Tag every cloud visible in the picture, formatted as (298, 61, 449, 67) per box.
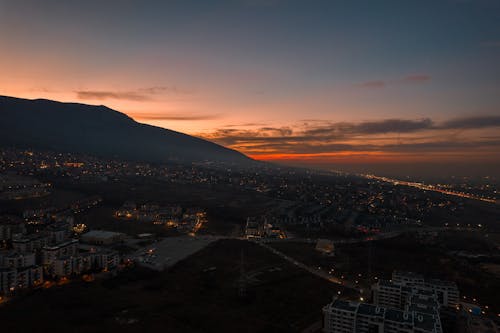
(224, 122, 268, 127)
(131, 113, 221, 121)
(401, 75, 431, 83)
(29, 87, 59, 93)
(355, 118, 433, 134)
(357, 74, 431, 89)
(201, 116, 500, 156)
(76, 91, 151, 101)
(303, 118, 433, 136)
(76, 85, 194, 101)
(438, 115, 500, 129)
(357, 80, 386, 89)
(259, 127, 293, 136)
(240, 0, 282, 6)
(138, 86, 194, 95)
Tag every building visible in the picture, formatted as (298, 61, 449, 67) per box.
(0, 267, 16, 294)
(245, 218, 263, 239)
(95, 250, 120, 271)
(392, 271, 425, 286)
(0, 251, 36, 268)
(0, 265, 43, 294)
(372, 279, 412, 309)
(323, 298, 442, 333)
(15, 265, 43, 289)
(80, 230, 126, 245)
(373, 272, 460, 308)
(12, 234, 48, 253)
(0, 215, 26, 241)
(373, 279, 459, 309)
(426, 279, 459, 307)
(324, 271, 460, 333)
(52, 256, 83, 277)
(315, 239, 335, 256)
(42, 239, 78, 266)
(50, 250, 120, 277)
(46, 223, 72, 244)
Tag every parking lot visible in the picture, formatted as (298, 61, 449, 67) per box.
(131, 236, 219, 270)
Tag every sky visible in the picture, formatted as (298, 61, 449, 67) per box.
(1, 0, 499, 176)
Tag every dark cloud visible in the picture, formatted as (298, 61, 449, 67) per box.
(381, 139, 500, 152)
(357, 74, 431, 89)
(401, 75, 431, 83)
(203, 116, 500, 155)
(303, 118, 433, 136)
(226, 137, 500, 155)
(138, 86, 194, 95)
(355, 118, 433, 134)
(358, 80, 386, 89)
(259, 127, 293, 136)
(438, 115, 500, 129)
(76, 86, 193, 101)
(224, 122, 268, 127)
(76, 90, 151, 101)
(241, 0, 283, 6)
(133, 113, 221, 121)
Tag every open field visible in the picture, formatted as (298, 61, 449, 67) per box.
(131, 236, 218, 270)
(269, 232, 500, 315)
(53, 177, 285, 236)
(0, 239, 357, 332)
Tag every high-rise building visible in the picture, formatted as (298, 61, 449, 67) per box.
(372, 272, 459, 308)
(323, 271, 460, 333)
(323, 298, 442, 333)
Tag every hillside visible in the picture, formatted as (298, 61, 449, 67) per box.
(0, 96, 251, 165)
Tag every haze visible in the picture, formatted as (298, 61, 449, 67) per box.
(1, 0, 499, 176)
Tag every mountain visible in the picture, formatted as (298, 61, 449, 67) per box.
(0, 95, 252, 165)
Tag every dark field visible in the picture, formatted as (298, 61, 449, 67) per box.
(269, 232, 500, 315)
(0, 239, 356, 332)
(56, 177, 286, 236)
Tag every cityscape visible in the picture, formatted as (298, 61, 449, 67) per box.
(1, 1, 499, 332)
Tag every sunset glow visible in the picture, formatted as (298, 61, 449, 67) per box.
(1, 0, 499, 174)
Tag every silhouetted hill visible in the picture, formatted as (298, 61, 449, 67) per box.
(0, 95, 252, 165)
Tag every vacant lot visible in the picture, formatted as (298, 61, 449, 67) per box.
(0, 239, 356, 332)
(270, 233, 500, 314)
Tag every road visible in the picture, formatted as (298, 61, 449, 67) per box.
(256, 240, 361, 291)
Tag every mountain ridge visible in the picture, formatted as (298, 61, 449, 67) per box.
(0, 95, 252, 165)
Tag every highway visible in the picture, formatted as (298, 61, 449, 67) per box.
(362, 174, 497, 204)
(256, 240, 361, 292)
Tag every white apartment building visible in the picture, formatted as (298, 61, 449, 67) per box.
(374, 272, 460, 308)
(15, 265, 43, 289)
(392, 271, 425, 286)
(42, 239, 78, 266)
(426, 279, 460, 307)
(0, 251, 36, 268)
(323, 298, 442, 333)
(0, 265, 43, 294)
(12, 234, 48, 253)
(372, 279, 413, 309)
(50, 251, 119, 277)
(0, 267, 16, 293)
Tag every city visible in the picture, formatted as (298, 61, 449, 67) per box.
(0, 147, 498, 332)
(1, 0, 499, 332)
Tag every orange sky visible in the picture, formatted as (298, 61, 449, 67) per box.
(1, 0, 499, 172)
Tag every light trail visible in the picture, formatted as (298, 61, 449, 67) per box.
(361, 174, 497, 204)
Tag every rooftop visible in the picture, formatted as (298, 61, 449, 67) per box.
(331, 299, 358, 312)
(81, 230, 125, 239)
(384, 308, 413, 323)
(357, 303, 385, 317)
